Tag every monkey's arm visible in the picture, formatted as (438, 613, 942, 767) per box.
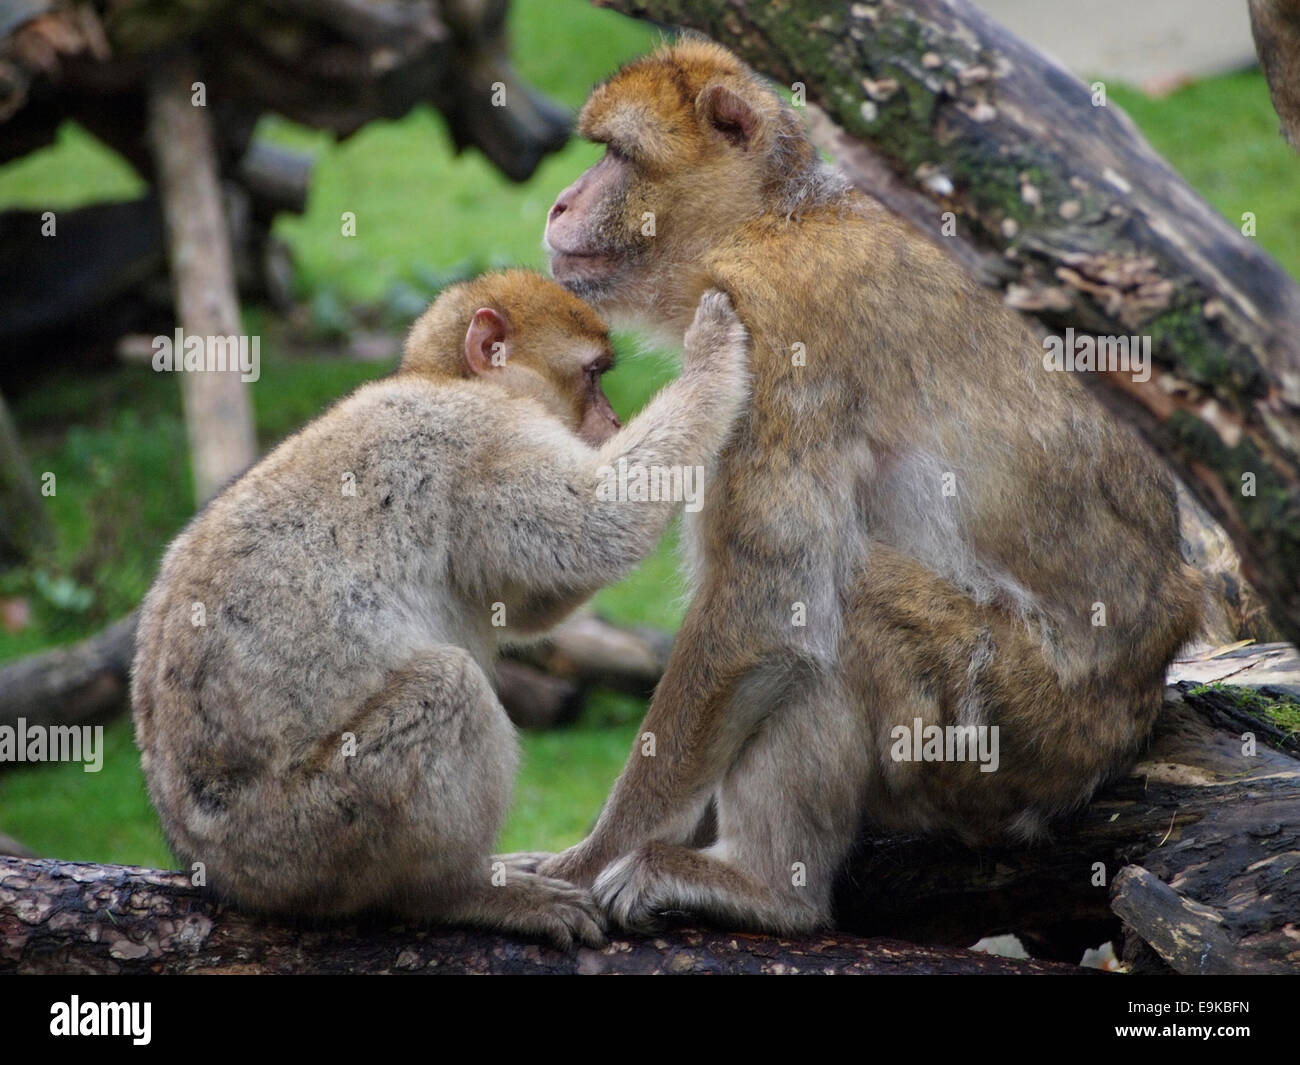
(455, 292, 749, 622)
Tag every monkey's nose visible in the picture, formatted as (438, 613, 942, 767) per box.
(548, 199, 567, 223)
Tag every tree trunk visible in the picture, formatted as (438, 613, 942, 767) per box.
(594, 0, 1300, 648)
(147, 54, 258, 505)
(0, 856, 1080, 974)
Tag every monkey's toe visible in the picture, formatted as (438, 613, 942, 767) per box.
(514, 874, 608, 951)
(591, 850, 671, 934)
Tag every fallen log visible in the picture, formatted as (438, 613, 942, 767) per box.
(833, 678, 1300, 972)
(596, 0, 1300, 651)
(0, 613, 136, 734)
(0, 1, 570, 181)
(3, 666, 1295, 971)
(0, 857, 1080, 974)
(506, 613, 674, 699)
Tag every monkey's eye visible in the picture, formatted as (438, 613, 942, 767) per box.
(604, 143, 631, 165)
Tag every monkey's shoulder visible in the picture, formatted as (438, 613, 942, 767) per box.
(707, 197, 950, 307)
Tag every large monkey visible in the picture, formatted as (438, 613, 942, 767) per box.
(132, 271, 749, 948)
(541, 40, 1204, 934)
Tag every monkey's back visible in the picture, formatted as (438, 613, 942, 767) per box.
(694, 191, 1202, 837)
(130, 376, 510, 863)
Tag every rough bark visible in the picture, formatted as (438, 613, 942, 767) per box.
(1250, 0, 1300, 151)
(1110, 865, 1282, 976)
(0, 856, 1080, 974)
(595, 0, 1300, 649)
(147, 54, 258, 504)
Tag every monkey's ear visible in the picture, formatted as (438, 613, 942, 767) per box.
(465, 307, 510, 376)
(697, 82, 761, 149)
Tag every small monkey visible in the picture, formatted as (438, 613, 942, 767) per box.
(540, 40, 1204, 934)
(131, 270, 749, 947)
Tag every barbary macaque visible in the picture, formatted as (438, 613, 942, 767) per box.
(131, 270, 749, 947)
(540, 39, 1204, 934)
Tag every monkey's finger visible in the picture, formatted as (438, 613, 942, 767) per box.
(690, 288, 738, 331)
(539, 919, 575, 952)
(492, 851, 553, 874)
(570, 914, 607, 949)
(530, 873, 599, 895)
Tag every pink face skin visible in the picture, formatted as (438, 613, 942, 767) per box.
(577, 369, 621, 446)
(463, 307, 622, 447)
(544, 152, 628, 293)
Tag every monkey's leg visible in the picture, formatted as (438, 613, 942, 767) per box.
(592, 677, 868, 934)
(536, 589, 778, 886)
(841, 543, 1159, 842)
(197, 646, 601, 947)
(346, 649, 603, 949)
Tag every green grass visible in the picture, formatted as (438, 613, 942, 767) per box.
(1108, 71, 1300, 276)
(0, 8, 1296, 868)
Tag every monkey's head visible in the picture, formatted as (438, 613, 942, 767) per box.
(545, 38, 827, 326)
(402, 269, 622, 445)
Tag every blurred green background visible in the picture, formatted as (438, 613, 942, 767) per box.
(0, 0, 1297, 868)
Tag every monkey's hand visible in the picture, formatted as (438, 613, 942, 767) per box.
(683, 288, 749, 380)
(535, 842, 606, 888)
(492, 851, 554, 875)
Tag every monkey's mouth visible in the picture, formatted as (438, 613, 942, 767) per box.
(548, 250, 611, 277)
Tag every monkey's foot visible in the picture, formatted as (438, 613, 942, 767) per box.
(591, 843, 691, 934)
(446, 872, 607, 951)
(592, 841, 823, 936)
